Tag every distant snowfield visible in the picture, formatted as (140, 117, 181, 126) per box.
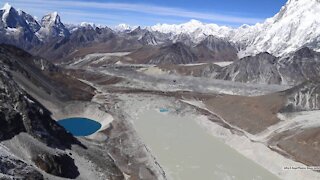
(213, 61, 233, 67)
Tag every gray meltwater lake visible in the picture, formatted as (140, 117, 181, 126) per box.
(133, 109, 280, 180)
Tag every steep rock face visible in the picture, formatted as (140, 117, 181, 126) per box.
(127, 26, 142, 35)
(278, 47, 320, 85)
(38, 12, 70, 40)
(32, 153, 79, 178)
(172, 33, 195, 47)
(235, 0, 320, 57)
(19, 11, 41, 33)
(139, 31, 158, 45)
(211, 47, 320, 86)
(0, 64, 79, 148)
(0, 3, 40, 49)
(194, 35, 238, 62)
(148, 42, 198, 64)
(0, 64, 82, 178)
(216, 53, 282, 84)
(0, 3, 33, 31)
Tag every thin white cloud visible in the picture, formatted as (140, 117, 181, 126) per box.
(6, 0, 263, 25)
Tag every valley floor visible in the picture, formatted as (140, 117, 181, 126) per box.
(69, 64, 320, 180)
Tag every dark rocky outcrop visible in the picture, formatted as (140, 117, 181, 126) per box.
(194, 35, 238, 62)
(0, 61, 81, 148)
(278, 47, 320, 85)
(38, 12, 70, 41)
(216, 52, 282, 84)
(0, 62, 82, 178)
(210, 47, 320, 86)
(0, 155, 44, 180)
(148, 42, 198, 64)
(33, 153, 79, 178)
(139, 31, 158, 45)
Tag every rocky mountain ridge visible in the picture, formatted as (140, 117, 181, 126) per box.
(1, 0, 320, 61)
(148, 0, 320, 57)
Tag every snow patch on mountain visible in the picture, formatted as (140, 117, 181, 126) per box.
(1, 2, 11, 11)
(1, 3, 14, 27)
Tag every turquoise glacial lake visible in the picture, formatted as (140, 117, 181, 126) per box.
(58, 117, 101, 136)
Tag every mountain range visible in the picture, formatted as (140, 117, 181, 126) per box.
(1, 0, 320, 63)
(149, 0, 320, 57)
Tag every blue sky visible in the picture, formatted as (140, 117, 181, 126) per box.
(3, 0, 287, 27)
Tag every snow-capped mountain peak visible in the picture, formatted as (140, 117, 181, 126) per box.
(235, 0, 320, 57)
(80, 22, 95, 27)
(41, 12, 61, 26)
(0, 3, 28, 29)
(146, 0, 320, 57)
(113, 23, 136, 32)
(37, 11, 70, 40)
(184, 19, 204, 26)
(18, 10, 40, 33)
(1, 3, 17, 23)
(1, 2, 12, 11)
(149, 19, 233, 43)
(149, 0, 320, 57)
(1, 0, 320, 58)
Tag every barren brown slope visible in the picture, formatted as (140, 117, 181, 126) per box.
(194, 35, 238, 62)
(125, 42, 198, 64)
(0, 44, 95, 101)
(61, 39, 144, 63)
(125, 45, 161, 64)
(158, 63, 222, 77)
(200, 93, 287, 134)
(276, 127, 320, 166)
